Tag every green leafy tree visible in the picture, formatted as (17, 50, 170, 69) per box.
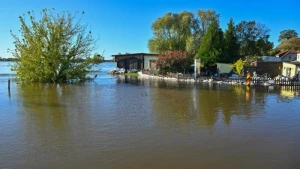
(148, 9, 220, 57)
(10, 9, 97, 83)
(186, 9, 220, 56)
(148, 11, 196, 53)
(223, 18, 240, 63)
(197, 9, 220, 37)
(278, 29, 298, 43)
(235, 21, 273, 58)
(90, 53, 104, 63)
(197, 19, 224, 66)
(230, 58, 244, 76)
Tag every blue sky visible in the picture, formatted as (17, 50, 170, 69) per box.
(0, 0, 299, 59)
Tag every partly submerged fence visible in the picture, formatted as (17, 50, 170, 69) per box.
(141, 71, 300, 86)
(251, 78, 300, 86)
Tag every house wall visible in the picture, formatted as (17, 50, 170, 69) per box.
(114, 54, 144, 70)
(144, 56, 158, 69)
(297, 53, 300, 62)
(216, 63, 232, 74)
(281, 53, 297, 61)
(282, 62, 298, 77)
(255, 62, 282, 77)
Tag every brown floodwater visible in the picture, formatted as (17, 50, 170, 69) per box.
(1, 62, 300, 169)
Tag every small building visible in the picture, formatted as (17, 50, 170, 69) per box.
(282, 62, 300, 78)
(262, 56, 281, 62)
(112, 53, 158, 71)
(251, 61, 283, 77)
(276, 50, 298, 62)
(216, 63, 232, 74)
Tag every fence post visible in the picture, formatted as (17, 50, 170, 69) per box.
(8, 79, 10, 90)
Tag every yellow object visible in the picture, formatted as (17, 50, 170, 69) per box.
(246, 72, 251, 86)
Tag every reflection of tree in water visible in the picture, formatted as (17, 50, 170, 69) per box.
(17, 83, 70, 157)
(151, 88, 198, 132)
(17, 83, 95, 157)
(152, 84, 267, 131)
(18, 83, 67, 130)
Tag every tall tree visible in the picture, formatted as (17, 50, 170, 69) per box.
(186, 9, 220, 57)
(235, 21, 272, 57)
(278, 29, 298, 43)
(10, 9, 97, 83)
(148, 9, 220, 57)
(148, 11, 196, 53)
(197, 19, 224, 66)
(197, 9, 220, 37)
(223, 18, 239, 63)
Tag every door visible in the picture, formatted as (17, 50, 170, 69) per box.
(286, 68, 291, 77)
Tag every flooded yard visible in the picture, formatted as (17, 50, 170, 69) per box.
(0, 62, 300, 169)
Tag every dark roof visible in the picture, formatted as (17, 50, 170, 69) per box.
(276, 49, 298, 58)
(112, 53, 158, 57)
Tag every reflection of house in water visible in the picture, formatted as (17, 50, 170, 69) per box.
(112, 53, 158, 72)
(280, 86, 300, 98)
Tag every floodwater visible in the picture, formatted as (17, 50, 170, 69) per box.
(1, 62, 300, 169)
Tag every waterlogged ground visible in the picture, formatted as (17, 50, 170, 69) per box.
(0, 62, 300, 169)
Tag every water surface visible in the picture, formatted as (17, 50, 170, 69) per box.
(0, 62, 300, 169)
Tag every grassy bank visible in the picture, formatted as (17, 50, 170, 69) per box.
(124, 73, 139, 77)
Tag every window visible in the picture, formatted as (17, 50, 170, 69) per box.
(150, 60, 157, 68)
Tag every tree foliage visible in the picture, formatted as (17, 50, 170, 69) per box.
(156, 51, 192, 74)
(230, 58, 244, 75)
(277, 37, 300, 50)
(223, 18, 240, 63)
(278, 29, 298, 43)
(148, 9, 219, 57)
(10, 9, 97, 83)
(235, 21, 273, 57)
(148, 11, 196, 53)
(197, 19, 224, 66)
(197, 9, 220, 37)
(89, 53, 104, 63)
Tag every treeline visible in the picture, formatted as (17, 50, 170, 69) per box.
(148, 9, 289, 69)
(0, 57, 19, 61)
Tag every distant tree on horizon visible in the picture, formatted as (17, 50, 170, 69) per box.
(277, 37, 300, 50)
(278, 29, 298, 43)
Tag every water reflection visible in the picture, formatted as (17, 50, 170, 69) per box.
(1, 70, 300, 169)
(16, 83, 99, 161)
(151, 84, 267, 130)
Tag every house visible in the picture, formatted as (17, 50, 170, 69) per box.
(112, 53, 158, 71)
(276, 50, 298, 62)
(262, 56, 281, 62)
(251, 61, 283, 77)
(297, 52, 300, 62)
(282, 62, 300, 78)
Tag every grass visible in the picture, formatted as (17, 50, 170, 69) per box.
(124, 72, 139, 77)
